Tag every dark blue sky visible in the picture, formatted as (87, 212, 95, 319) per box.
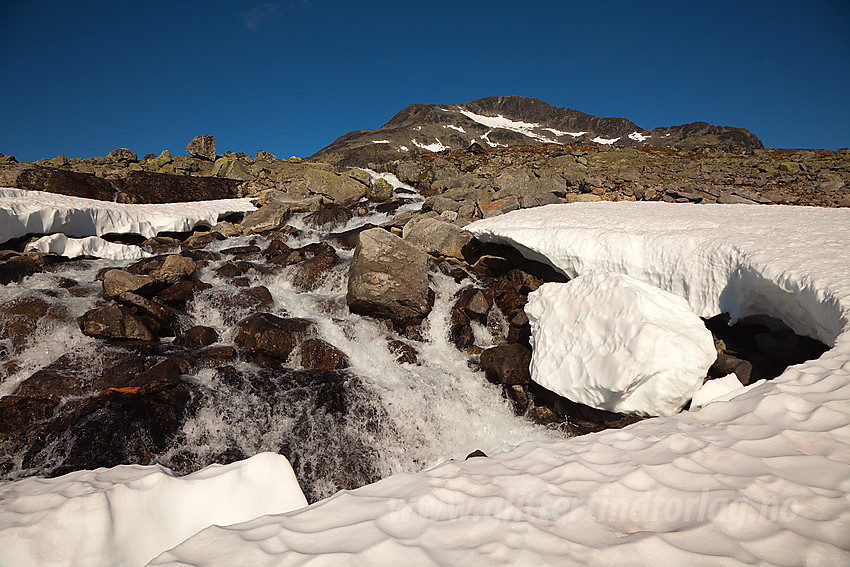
(2, 1, 848, 162)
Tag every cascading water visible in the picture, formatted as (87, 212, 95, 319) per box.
(0, 173, 560, 502)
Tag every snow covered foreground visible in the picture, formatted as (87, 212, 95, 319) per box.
(0, 453, 306, 567)
(0, 188, 256, 247)
(2, 201, 849, 566)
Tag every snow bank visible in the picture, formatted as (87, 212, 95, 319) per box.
(143, 201, 850, 566)
(526, 273, 716, 416)
(26, 234, 154, 260)
(0, 453, 306, 567)
(690, 374, 746, 409)
(0, 188, 256, 244)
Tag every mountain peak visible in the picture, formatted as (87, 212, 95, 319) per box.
(311, 96, 763, 166)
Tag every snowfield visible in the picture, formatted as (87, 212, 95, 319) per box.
(1, 200, 849, 566)
(0, 188, 256, 245)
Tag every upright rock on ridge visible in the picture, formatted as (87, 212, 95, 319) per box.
(347, 228, 433, 328)
(186, 134, 216, 161)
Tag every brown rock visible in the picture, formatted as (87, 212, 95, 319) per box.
(300, 338, 349, 370)
(78, 305, 156, 342)
(235, 313, 316, 362)
(480, 343, 532, 385)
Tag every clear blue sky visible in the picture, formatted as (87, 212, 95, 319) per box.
(2, 0, 848, 162)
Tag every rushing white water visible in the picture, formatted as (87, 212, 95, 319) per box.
(0, 187, 558, 501)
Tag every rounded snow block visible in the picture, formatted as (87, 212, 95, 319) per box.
(525, 272, 717, 417)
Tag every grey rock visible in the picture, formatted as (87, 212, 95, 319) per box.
(102, 269, 160, 300)
(403, 218, 473, 259)
(241, 202, 293, 234)
(347, 228, 433, 328)
(107, 148, 138, 163)
(186, 135, 216, 161)
(78, 305, 155, 341)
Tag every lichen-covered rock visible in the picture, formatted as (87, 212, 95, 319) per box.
(346, 228, 433, 328)
(186, 134, 216, 161)
(107, 148, 138, 163)
(403, 218, 473, 259)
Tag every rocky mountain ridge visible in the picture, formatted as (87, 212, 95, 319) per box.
(311, 96, 765, 166)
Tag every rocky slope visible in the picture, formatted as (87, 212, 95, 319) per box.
(311, 96, 765, 166)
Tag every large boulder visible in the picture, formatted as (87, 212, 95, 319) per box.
(295, 168, 368, 206)
(77, 305, 156, 341)
(235, 313, 316, 363)
(0, 164, 116, 201)
(186, 134, 216, 161)
(113, 171, 239, 203)
(403, 218, 473, 259)
(480, 343, 532, 385)
(346, 228, 433, 328)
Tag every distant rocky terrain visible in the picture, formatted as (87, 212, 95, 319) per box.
(311, 96, 765, 166)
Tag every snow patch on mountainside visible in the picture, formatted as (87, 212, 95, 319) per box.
(458, 108, 561, 144)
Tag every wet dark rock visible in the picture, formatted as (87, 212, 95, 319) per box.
(480, 343, 532, 385)
(78, 305, 156, 342)
(448, 306, 475, 350)
(300, 338, 349, 370)
(328, 223, 377, 250)
(304, 204, 354, 230)
(182, 231, 226, 249)
(0, 253, 42, 285)
(235, 313, 316, 363)
(0, 295, 52, 353)
(174, 325, 219, 349)
(13, 373, 190, 477)
(388, 340, 418, 364)
(116, 292, 179, 337)
(215, 261, 244, 278)
(289, 243, 341, 291)
(528, 382, 645, 434)
(0, 396, 58, 436)
(220, 245, 261, 257)
(156, 279, 202, 306)
(347, 228, 433, 328)
(227, 285, 274, 314)
(16, 350, 175, 399)
(455, 286, 491, 322)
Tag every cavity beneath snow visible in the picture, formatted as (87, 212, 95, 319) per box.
(526, 273, 716, 416)
(0, 188, 256, 244)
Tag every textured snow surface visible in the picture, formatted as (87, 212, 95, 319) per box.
(0, 188, 256, 244)
(691, 374, 746, 410)
(0, 453, 306, 567)
(526, 273, 717, 416)
(146, 202, 850, 565)
(25, 233, 154, 260)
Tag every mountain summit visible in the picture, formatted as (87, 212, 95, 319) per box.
(311, 96, 764, 166)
